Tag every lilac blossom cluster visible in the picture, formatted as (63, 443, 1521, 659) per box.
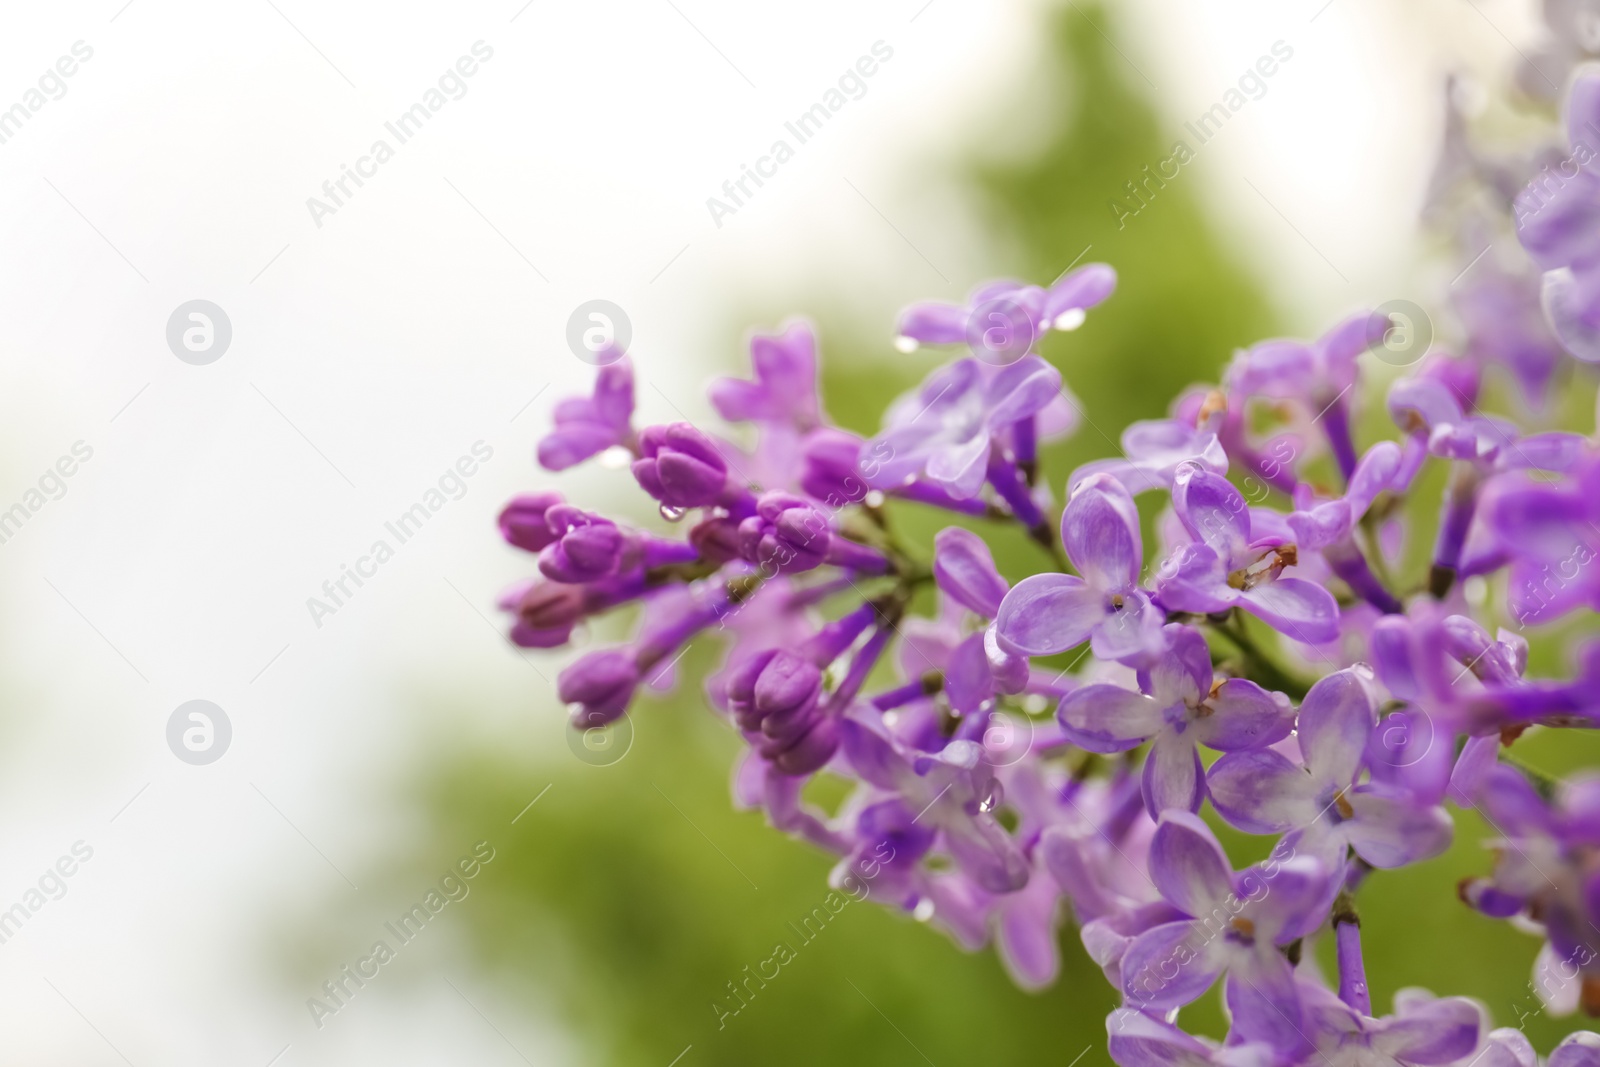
(494, 58, 1600, 1067)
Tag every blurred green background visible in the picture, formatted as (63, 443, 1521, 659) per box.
(320, 4, 1600, 1063)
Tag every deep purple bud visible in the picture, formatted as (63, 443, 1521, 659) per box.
(538, 505, 627, 583)
(725, 649, 835, 773)
(739, 492, 831, 573)
(688, 515, 743, 565)
(631, 423, 730, 508)
(558, 648, 640, 727)
(498, 492, 564, 553)
(505, 581, 586, 648)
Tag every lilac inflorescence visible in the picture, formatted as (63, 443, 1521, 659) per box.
(494, 55, 1600, 1066)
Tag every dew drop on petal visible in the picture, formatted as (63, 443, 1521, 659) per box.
(1464, 575, 1488, 606)
(659, 503, 687, 522)
(598, 445, 633, 470)
(913, 897, 935, 922)
(1053, 307, 1087, 332)
(978, 779, 1004, 813)
(864, 490, 885, 508)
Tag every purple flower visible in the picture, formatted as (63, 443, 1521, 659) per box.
(631, 422, 742, 509)
(1118, 811, 1331, 1056)
(1107, 1009, 1276, 1066)
(1071, 396, 1229, 497)
(894, 263, 1117, 353)
(710, 320, 823, 430)
(725, 648, 837, 774)
(1057, 624, 1293, 814)
(1298, 981, 1481, 1065)
(1155, 466, 1341, 644)
(737, 491, 891, 575)
(839, 718, 1029, 894)
(863, 355, 1062, 499)
(538, 506, 627, 583)
(1515, 71, 1600, 362)
(1208, 668, 1453, 872)
(538, 357, 635, 470)
(497, 492, 565, 553)
(558, 648, 641, 728)
(994, 473, 1164, 661)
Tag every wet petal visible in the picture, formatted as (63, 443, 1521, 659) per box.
(995, 573, 1103, 656)
(1173, 467, 1251, 561)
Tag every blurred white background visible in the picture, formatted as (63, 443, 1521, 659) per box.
(0, 0, 1539, 1062)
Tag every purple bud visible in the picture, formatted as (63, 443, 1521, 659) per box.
(559, 648, 640, 727)
(538, 505, 627, 583)
(631, 423, 730, 508)
(505, 580, 586, 648)
(724, 649, 835, 773)
(799, 427, 869, 504)
(739, 492, 831, 573)
(498, 492, 564, 553)
(688, 515, 743, 565)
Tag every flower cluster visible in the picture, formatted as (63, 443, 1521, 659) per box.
(495, 55, 1600, 1067)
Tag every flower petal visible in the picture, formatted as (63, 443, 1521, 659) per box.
(1194, 680, 1294, 752)
(1207, 749, 1320, 834)
(995, 573, 1103, 656)
(1063, 473, 1143, 590)
(1121, 919, 1228, 1011)
(1343, 786, 1454, 868)
(1173, 467, 1251, 561)
(1369, 994, 1480, 1064)
(1224, 946, 1308, 1058)
(933, 527, 1010, 617)
(1296, 668, 1376, 788)
(1149, 811, 1236, 919)
(1237, 579, 1340, 645)
(1057, 684, 1165, 752)
(1143, 733, 1204, 815)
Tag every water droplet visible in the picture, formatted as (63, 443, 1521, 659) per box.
(863, 490, 885, 508)
(598, 445, 633, 470)
(977, 780, 1004, 813)
(1053, 307, 1087, 332)
(912, 897, 935, 922)
(659, 503, 686, 522)
(894, 335, 920, 354)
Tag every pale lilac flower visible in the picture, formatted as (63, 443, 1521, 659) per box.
(994, 473, 1164, 661)
(1155, 466, 1341, 644)
(863, 355, 1062, 499)
(1056, 624, 1292, 814)
(1208, 668, 1453, 873)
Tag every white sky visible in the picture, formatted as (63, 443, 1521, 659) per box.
(0, 0, 1543, 1062)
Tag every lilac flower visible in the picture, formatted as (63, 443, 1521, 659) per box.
(1057, 624, 1292, 814)
(1071, 391, 1229, 496)
(497, 492, 564, 553)
(1515, 71, 1600, 362)
(710, 320, 823, 430)
(994, 473, 1164, 661)
(538, 356, 635, 470)
(737, 491, 892, 575)
(631, 422, 748, 510)
(1297, 981, 1481, 1065)
(1208, 668, 1453, 872)
(1106, 1008, 1277, 1066)
(1118, 811, 1331, 1056)
(863, 355, 1062, 499)
(1155, 466, 1341, 644)
(894, 263, 1117, 353)
(839, 718, 1029, 894)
